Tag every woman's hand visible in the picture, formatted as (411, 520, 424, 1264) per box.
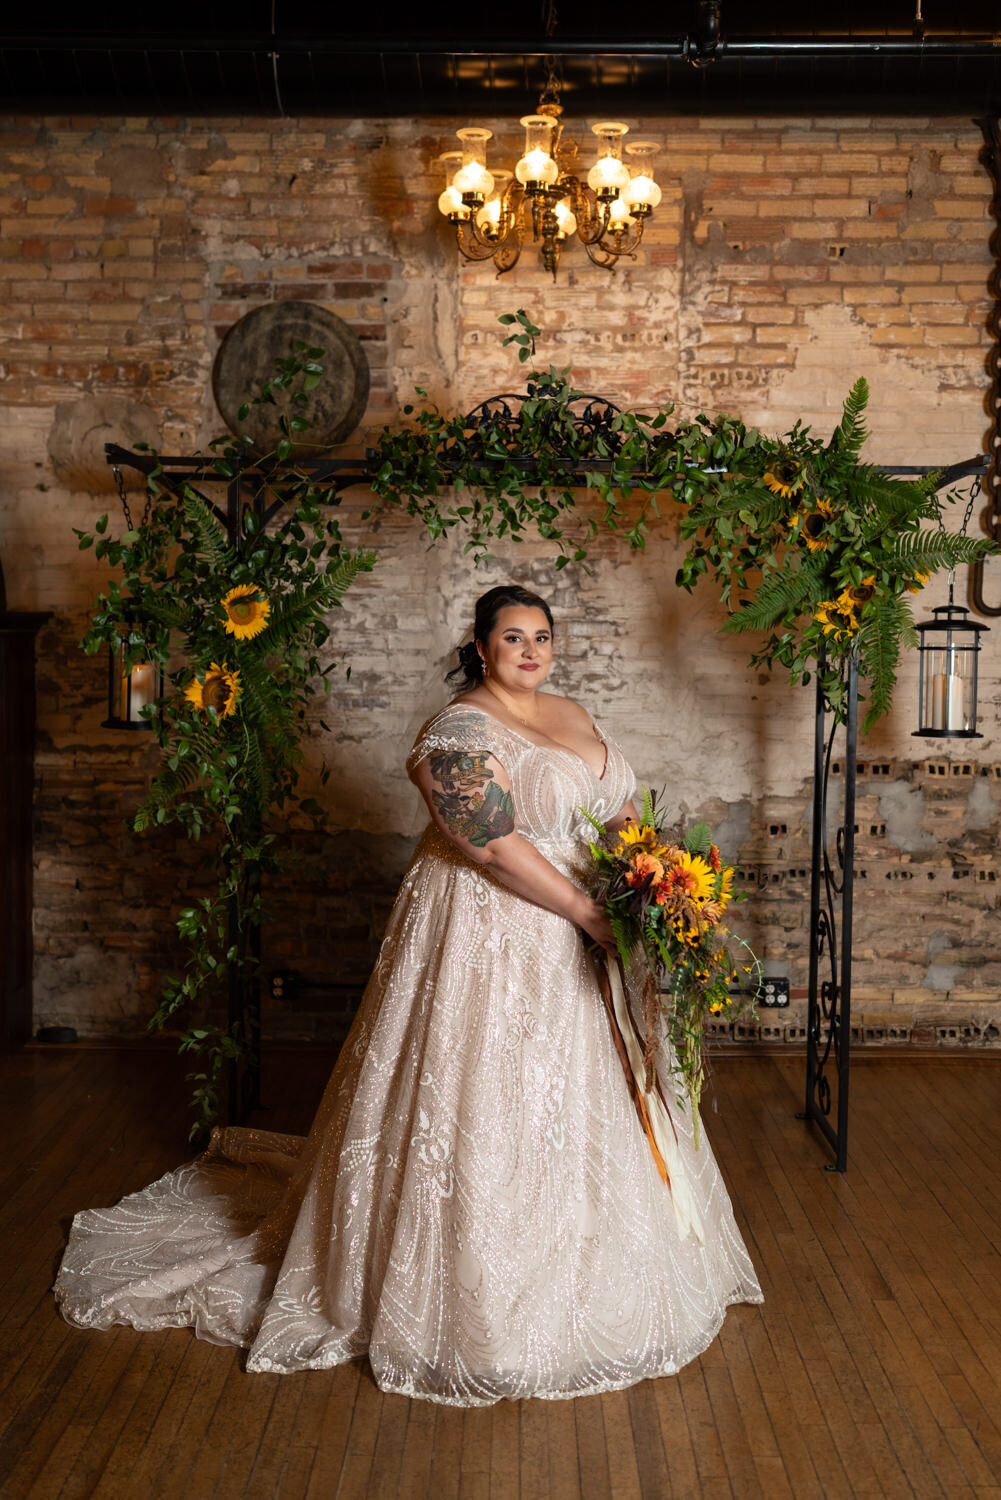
(579, 898, 618, 955)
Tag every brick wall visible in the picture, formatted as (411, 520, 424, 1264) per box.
(0, 112, 998, 1048)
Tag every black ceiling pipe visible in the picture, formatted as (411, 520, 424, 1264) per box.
(2, 32, 1001, 56)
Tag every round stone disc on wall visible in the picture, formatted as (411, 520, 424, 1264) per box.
(212, 302, 370, 456)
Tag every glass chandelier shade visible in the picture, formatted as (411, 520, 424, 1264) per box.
(475, 171, 513, 237)
(912, 603, 987, 739)
(453, 127, 494, 205)
(624, 141, 663, 214)
(515, 115, 559, 190)
(587, 122, 631, 200)
(437, 151, 470, 221)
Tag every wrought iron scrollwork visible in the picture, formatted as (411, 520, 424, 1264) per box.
(461, 388, 625, 467)
(800, 639, 857, 1171)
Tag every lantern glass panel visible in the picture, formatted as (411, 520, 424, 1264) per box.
(921, 642, 975, 733)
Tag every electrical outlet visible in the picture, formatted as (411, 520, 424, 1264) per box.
(760, 977, 790, 1008)
(270, 970, 300, 1005)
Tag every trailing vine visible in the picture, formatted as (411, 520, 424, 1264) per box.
(75, 346, 374, 1137)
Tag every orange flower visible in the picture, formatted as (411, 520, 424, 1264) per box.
(625, 852, 664, 888)
(708, 843, 722, 874)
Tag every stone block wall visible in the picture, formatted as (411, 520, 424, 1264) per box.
(0, 112, 998, 1048)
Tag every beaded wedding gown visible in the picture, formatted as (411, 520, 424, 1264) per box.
(54, 703, 762, 1406)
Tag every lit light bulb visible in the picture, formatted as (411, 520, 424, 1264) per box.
(607, 196, 636, 233)
(624, 173, 662, 213)
(454, 126, 494, 205)
(438, 186, 469, 220)
(453, 160, 494, 202)
(437, 151, 469, 220)
(587, 121, 630, 200)
(516, 148, 558, 188)
(476, 197, 503, 235)
(623, 140, 662, 215)
(553, 199, 577, 238)
(516, 113, 559, 191)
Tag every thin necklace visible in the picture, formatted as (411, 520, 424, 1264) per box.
(480, 678, 539, 729)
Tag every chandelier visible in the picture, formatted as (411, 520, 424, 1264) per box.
(436, 97, 661, 280)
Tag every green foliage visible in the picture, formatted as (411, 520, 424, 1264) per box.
(370, 314, 998, 730)
(76, 343, 375, 1139)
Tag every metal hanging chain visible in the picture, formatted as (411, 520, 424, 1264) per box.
(934, 472, 981, 602)
(112, 464, 154, 534)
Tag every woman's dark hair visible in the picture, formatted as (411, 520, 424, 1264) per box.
(446, 585, 555, 688)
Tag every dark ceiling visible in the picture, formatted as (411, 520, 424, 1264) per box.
(2, 2, 1001, 116)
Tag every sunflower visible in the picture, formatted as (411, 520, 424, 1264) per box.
(847, 573, 878, 607)
(221, 585, 271, 641)
(613, 822, 665, 859)
(762, 456, 805, 499)
(814, 597, 859, 643)
(792, 497, 836, 554)
(906, 568, 932, 595)
(716, 866, 735, 910)
(184, 662, 241, 720)
(657, 850, 716, 905)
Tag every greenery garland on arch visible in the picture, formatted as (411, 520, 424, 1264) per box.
(370, 309, 997, 731)
(75, 310, 998, 1136)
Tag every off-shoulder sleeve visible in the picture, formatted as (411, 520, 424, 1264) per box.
(406, 706, 516, 782)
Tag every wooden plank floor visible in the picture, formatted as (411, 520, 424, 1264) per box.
(1, 1045, 999, 1499)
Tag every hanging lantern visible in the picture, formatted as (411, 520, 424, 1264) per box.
(913, 602, 987, 739)
(103, 615, 164, 731)
(102, 464, 164, 730)
(913, 479, 990, 740)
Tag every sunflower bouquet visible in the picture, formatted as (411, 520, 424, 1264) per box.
(583, 789, 762, 1148)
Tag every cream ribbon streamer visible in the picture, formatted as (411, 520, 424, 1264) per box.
(605, 960, 706, 1246)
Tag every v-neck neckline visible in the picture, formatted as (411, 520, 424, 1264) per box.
(445, 702, 610, 783)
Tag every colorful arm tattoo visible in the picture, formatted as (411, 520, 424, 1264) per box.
(428, 750, 515, 848)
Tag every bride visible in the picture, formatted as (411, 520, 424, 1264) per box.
(55, 583, 762, 1406)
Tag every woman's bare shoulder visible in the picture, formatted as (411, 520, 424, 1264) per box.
(539, 692, 596, 729)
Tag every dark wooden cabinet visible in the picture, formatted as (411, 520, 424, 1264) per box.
(0, 613, 51, 1049)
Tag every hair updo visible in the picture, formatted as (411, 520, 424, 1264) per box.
(445, 584, 555, 688)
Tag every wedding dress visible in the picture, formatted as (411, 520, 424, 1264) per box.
(54, 703, 762, 1406)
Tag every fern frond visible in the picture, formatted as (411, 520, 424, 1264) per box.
(683, 820, 713, 857)
(136, 591, 190, 631)
(640, 786, 655, 826)
(182, 493, 233, 571)
(848, 466, 928, 519)
(578, 805, 608, 837)
(264, 550, 375, 642)
(858, 596, 906, 731)
(831, 378, 869, 460)
(721, 563, 820, 633)
(889, 530, 993, 573)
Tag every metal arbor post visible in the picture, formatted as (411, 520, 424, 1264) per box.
(800, 639, 859, 1172)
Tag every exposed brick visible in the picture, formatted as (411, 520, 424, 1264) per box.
(85, 197, 136, 216)
(0, 111, 996, 1046)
